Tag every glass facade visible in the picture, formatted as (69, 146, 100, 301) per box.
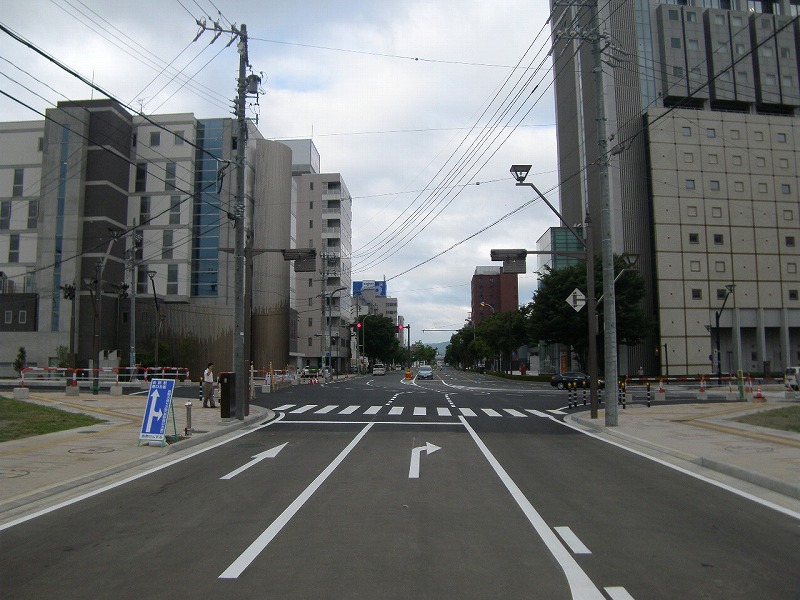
(191, 119, 223, 296)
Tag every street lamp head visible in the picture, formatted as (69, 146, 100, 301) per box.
(621, 252, 640, 268)
(725, 283, 735, 294)
(147, 270, 156, 281)
(510, 164, 532, 184)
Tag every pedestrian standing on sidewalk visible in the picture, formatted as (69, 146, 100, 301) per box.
(203, 362, 217, 408)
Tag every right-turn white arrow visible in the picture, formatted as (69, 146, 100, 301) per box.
(408, 442, 441, 479)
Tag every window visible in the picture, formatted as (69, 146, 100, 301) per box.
(689, 233, 700, 244)
(684, 152, 694, 163)
(758, 182, 768, 193)
(308, 297, 313, 307)
(137, 266, 149, 294)
(787, 236, 796, 247)
(309, 201, 314, 210)
(139, 196, 151, 224)
(777, 132, 787, 143)
(682, 126, 692, 136)
(780, 158, 789, 168)
(712, 206, 723, 217)
(714, 234, 724, 245)
(783, 75, 793, 87)
(790, 290, 799, 301)
(673, 66, 684, 77)
(686, 11, 697, 22)
(781, 47, 791, 58)
(782, 184, 791, 194)
(710, 180, 721, 191)
(169, 196, 181, 224)
(165, 162, 176, 191)
(669, 9, 679, 19)
(789, 262, 798, 273)
(784, 209, 794, 220)
(691, 288, 702, 299)
(167, 265, 178, 295)
(149, 131, 160, 146)
(732, 15, 743, 26)
(671, 37, 682, 49)
(766, 74, 778, 86)
(763, 46, 774, 57)
(708, 154, 719, 165)
(688, 40, 699, 51)
(308, 278, 313, 287)
(731, 129, 740, 140)
(174, 131, 185, 146)
(308, 318, 313, 327)
(756, 156, 766, 167)
(162, 230, 173, 259)
(707, 128, 716, 138)
(27, 200, 38, 229)
(717, 289, 728, 300)
(310, 182, 314, 190)
(0, 201, 10, 230)
(9, 234, 19, 263)
(687, 206, 698, 217)
(732, 155, 743, 166)
(735, 43, 745, 55)
(12, 169, 23, 197)
(690, 261, 701, 272)
(18, 310, 26, 325)
(135, 163, 147, 192)
(309, 220, 313, 229)
(738, 71, 749, 83)
(308, 338, 313, 347)
(686, 179, 696, 190)
(715, 261, 726, 272)
(734, 181, 744, 192)
(4, 311, 11, 324)
(37, 137, 43, 152)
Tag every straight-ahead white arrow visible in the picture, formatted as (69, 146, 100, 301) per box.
(220, 443, 288, 480)
(408, 442, 441, 479)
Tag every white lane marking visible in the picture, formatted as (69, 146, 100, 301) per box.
(526, 409, 552, 419)
(437, 407, 451, 417)
(220, 422, 374, 579)
(220, 443, 288, 480)
(481, 408, 502, 417)
(290, 405, 316, 414)
(503, 409, 527, 417)
(459, 407, 477, 417)
(275, 404, 295, 411)
(459, 416, 605, 599)
(413, 407, 426, 416)
(408, 442, 441, 479)
(315, 405, 338, 414)
(339, 405, 359, 414)
(388, 406, 403, 415)
(0, 412, 286, 531)
(364, 406, 382, 415)
(548, 409, 567, 416)
(605, 587, 636, 600)
(555, 526, 592, 554)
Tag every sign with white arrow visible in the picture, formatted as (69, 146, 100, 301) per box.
(220, 443, 288, 480)
(139, 379, 175, 444)
(408, 442, 441, 479)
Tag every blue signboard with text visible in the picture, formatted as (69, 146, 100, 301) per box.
(139, 379, 176, 444)
(353, 280, 387, 297)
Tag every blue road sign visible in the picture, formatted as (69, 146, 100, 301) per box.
(139, 379, 176, 443)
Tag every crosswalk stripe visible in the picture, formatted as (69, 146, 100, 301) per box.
(291, 405, 316, 414)
(526, 409, 550, 418)
(481, 408, 502, 417)
(459, 407, 477, 417)
(339, 406, 359, 414)
(315, 405, 337, 414)
(413, 407, 426, 416)
(364, 406, 381, 415)
(437, 407, 452, 416)
(548, 409, 567, 416)
(503, 409, 527, 417)
(275, 404, 295, 411)
(388, 406, 403, 415)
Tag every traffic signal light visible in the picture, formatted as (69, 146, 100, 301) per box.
(398, 325, 404, 331)
(356, 322, 362, 329)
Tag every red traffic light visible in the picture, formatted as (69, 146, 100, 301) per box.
(398, 325, 404, 331)
(356, 322, 362, 329)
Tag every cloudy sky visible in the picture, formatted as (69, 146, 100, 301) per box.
(0, 0, 561, 345)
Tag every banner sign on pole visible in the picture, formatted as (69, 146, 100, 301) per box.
(139, 379, 176, 445)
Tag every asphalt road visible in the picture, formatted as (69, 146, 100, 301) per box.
(1, 367, 797, 599)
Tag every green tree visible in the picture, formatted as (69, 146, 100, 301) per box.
(527, 254, 655, 370)
(13, 346, 27, 375)
(476, 308, 528, 373)
(360, 315, 402, 365)
(54, 345, 70, 369)
(410, 341, 437, 365)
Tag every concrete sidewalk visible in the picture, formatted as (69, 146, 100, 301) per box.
(0, 388, 273, 527)
(567, 398, 800, 516)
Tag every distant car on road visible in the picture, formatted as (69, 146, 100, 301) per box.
(417, 365, 434, 380)
(550, 371, 604, 390)
(372, 363, 386, 376)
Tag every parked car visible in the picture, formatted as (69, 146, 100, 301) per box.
(550, 371, 604, 390)
(417, 365, 434, 380)
(372, 363, 386, 376)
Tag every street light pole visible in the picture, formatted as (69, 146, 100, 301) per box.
(148, 271, 160, 369)
(714, 284, 735, 383)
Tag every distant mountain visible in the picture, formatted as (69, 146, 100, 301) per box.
(427, 341, 450, 357)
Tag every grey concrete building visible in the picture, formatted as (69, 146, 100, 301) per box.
(551, 0, 800, 377)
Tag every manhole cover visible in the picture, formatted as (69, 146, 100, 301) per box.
(0, 468, 30, 479)
(68, 447, 115, 454)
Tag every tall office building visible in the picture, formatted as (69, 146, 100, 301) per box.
(471, 266, 519, 323)
(551, 0, 800, 376)
(283, 140, 353, 374)
(0, 99, 296, 376)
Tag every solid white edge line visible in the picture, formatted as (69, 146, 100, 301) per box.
(560, 416, 800, 521)
(0, 413, 286, 532)
(219, 422, 374, 579)
(459, 416, 605, 599)
(554, 526, 592, 554)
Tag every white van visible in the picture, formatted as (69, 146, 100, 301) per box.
(372, 363, 386, 376)
(785, 366, 800, 390)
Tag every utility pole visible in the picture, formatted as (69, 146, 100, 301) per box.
(128, 219, 138, 377)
